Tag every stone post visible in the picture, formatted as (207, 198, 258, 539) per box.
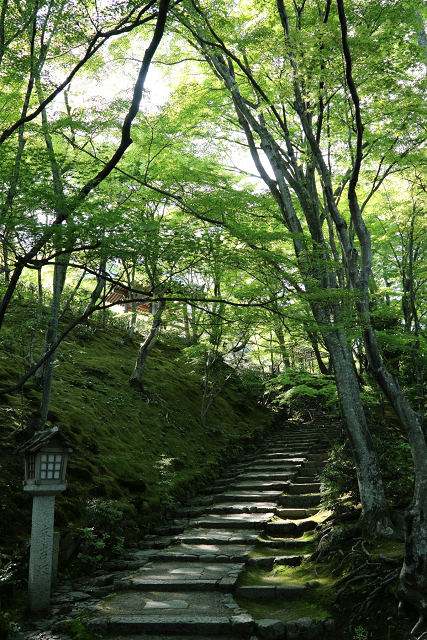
(52, 532, 60, 585)
(24, 485, 66, 612)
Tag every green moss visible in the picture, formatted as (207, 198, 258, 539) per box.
(370, 540, 405, 559)
(238, 556, 338, 588)
(0, 312, 274, 555)
(249, 544, 314, 557)
(235, 554, 337, 624)
(235, 595, 331, 623)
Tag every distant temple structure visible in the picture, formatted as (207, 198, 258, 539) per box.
(106, 285, 155, 314)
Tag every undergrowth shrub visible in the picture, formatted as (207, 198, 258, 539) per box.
(85, 498, 123, 530)
(235, 366, 266, 400)
(320, 415, 413, 513)
(75, 499, 125, 568)
(74, 325, 95, 341)
(266, 368, 337, 415)
(155, 454, 179, 510)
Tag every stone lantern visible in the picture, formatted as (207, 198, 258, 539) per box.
(17, 427, 73, 612)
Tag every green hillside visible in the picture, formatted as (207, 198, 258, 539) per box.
(0, 312, 274, 559)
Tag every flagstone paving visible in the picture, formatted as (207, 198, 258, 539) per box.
(82, 412, 340, 639)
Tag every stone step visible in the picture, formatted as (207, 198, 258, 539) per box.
(174, 529, 261, 545)
(256, 457, 307, 465)
(265, 518, 317, 537)
(274, 508, 318, 519)
(292, 476, 319, 484)
(264, 445, 315, 452)
(192, 513, 274, 529)
(257, 537, 313, 549)
(120, 562, 244, 592)
(220, 491, 283, 502)
(88, 615, 238, 636)
(307, 453, 328, 461)
(150, 543, 254, 564)
(152, 551, 250, 563)
(279, 494, 322, 508)
(259, 452, 308, 459)
(266, 442, 315, 447)
(270, 437, 318, 442)
(265, 439, 316, 444)
(244, 465, 302, 473)
(210, 502, 278, 514)
(287, 483, 321, 495)
(235, 472, 296, 481)
(231, 481, 290, 491)
(264, 520, 297, 537)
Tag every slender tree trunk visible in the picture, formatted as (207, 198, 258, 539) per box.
(402, 214, 425, 430)
(306, 330, 328, 375)
(273, 321, 291, 369)
(200, 348, 236, 431)
(32, 94, 70, 426)
(124, 263, 137, 343)
(129, 297, 165, 390)
(58, 267, 86, 322)
(200, 350, 215, 430)
(34, 257, 68, 429)
(27, 267, 43, 367)
(84, 258, 107, 314)
(183, 303, 191, 342)
(2, 231, 10, 282)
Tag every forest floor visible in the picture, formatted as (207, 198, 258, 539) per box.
(0, 310, 274, 559)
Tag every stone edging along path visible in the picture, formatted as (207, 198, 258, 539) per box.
(16, 414, 340, 640)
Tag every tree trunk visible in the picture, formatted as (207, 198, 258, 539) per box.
(27, 267, 43, 367)
(84, 258, 107, 314)
(2, 231, 10, 282)
(124, 263, 137, 343)
(183, 303, 191, 342)
(322, 325, 393, 535)
(129, 297, 165, 390)
(32, 93, 70, 427)
(58, 267, 86, 322)
(34, 258, 68, 430)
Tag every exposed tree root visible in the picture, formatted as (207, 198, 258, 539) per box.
(398, 578, 427, 637)
(314, 531, 404, 632)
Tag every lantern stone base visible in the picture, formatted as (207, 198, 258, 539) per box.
(25, 485, 66, 612)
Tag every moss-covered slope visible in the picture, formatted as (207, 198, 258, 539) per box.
(0, 317, 274, 556)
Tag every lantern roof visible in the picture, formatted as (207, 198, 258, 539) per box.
(16, 427, 74, 455)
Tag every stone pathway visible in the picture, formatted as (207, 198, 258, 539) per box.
(17, 412, 340, 640)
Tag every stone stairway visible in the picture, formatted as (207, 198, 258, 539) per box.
(81, 414, 340, 639)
